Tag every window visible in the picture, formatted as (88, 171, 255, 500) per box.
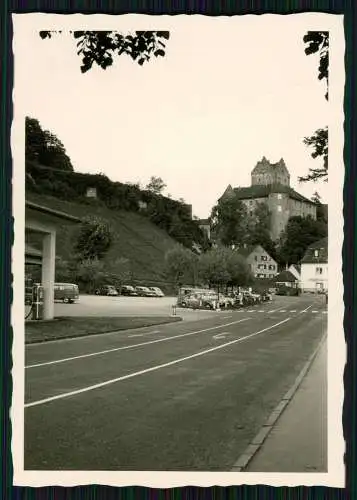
(277, 194, 282, 200)
(254, 256, 257, 261)
(261, 255, 267, 261)
(277, 205, 282, 212)
(249, 211, 253, 216)
(263, 264, 267, 270)
(316, 267, 323, 275)
(314, 250, 319, 257)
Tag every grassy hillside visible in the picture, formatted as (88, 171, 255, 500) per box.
(26, 192, 182, 290)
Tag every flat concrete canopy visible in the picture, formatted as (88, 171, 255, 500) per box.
(25, 201, 81, 319)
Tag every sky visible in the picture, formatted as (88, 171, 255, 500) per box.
(17, 15, 330, 218)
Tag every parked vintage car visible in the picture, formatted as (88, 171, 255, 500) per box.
(95, 285, 118, 296)
(261, 291, 273, 301)
(148, 287, 165, 297)
(135, 286, 157, 297)
(120, 285, 138, 296)
(180, 293, 215, 309)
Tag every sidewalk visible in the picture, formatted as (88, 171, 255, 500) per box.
(245, 337, 327, 472)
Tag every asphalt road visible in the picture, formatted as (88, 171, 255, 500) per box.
(24, 294, 327, 471)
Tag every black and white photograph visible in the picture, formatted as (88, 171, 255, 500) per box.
(12, 13, 344, 487)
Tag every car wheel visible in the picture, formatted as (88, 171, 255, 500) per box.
(63, 297, 69, 304)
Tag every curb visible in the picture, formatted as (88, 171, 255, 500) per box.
(25, 316, 183, 345)
(231, 332, 327, 472)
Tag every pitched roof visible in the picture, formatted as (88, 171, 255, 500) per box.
(232, 184, 315, 204)
(235, 244, 258, 257)
(290, 263, 301, 274)
(300, 237, 328, 264)
(235, 244, 275, 261)
(275, 270, 298, 283)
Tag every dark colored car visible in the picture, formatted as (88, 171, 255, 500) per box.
(54, 283, 80, 303)
(95, 285, 119, 296)
(120, 285, 138, 296)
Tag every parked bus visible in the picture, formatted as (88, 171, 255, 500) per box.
(54, 283, 79, 303)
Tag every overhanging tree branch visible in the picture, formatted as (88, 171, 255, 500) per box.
(300, 31, 329, 183)
(39, 30, 170, 72)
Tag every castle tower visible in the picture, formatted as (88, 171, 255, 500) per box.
(251, 157, 290, 187)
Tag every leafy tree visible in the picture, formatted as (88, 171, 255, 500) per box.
(74, 216, 112, 260)
(303, 31, 329, 96)
(198, 247, 231, 292)
(40, 30, 170, 72)
(226, 251, 253, 288)
(26, 116, 74, 171)
(72, 258, 107, 293)
(55, 256, 71, 282)
(279, 215, 327, 265)
(165, 247, 196, 290)
(145, 176, 167, 195)
(300, 31, 329, 183)
(244, 202, 277, 256)
(301, 128, 328, 182)
(104, 257, 131, 289)
(210, 196, 247, 246)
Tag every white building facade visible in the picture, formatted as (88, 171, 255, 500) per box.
(300, 238, 328, 292)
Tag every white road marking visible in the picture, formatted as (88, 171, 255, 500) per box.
(213, 332, 230, 340)
(323, 311, 328, 314)
(268, 310, 276, 313)
(280, 310, 287, 313)
(222, 316, 232, 319)
(299, 304, 313, 314)
(25, 317, 291, 408)
(128, 330, 160, 338)
(290, 310, 297, 313)
(26, 318, 251, 369)
(312, 310, 319, 313)
(247, 310, 255, 313)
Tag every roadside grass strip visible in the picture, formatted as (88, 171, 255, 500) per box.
(25, 318, 291, 408)
(25, 318, 251, 370)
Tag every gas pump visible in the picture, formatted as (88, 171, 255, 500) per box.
(32, 284, 44, 320)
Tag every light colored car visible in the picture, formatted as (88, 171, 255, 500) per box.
(180, 293, 215, 309)
(149, 287, 165, 297)
(135, 286, 156, 297)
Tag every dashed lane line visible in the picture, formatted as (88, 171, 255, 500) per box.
(25, 317, 291, 409)
(25, 318, 251, 370)
(128, 330, 160, 338)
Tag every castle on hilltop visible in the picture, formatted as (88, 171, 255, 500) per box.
(219, 157, 317, 241)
